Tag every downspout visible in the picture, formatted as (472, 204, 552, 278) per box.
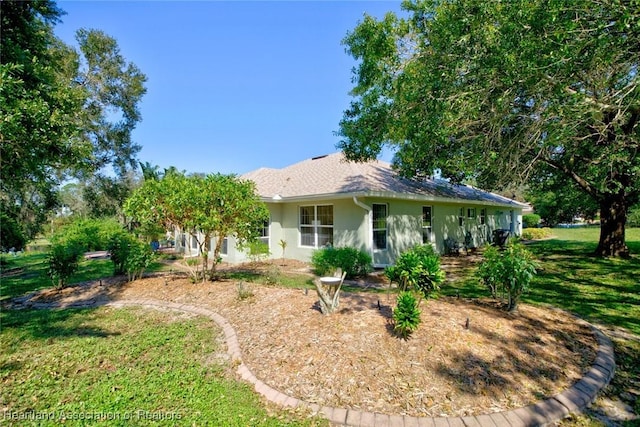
(353, 196, 373, 261)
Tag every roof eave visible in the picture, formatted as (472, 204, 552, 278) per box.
(261, 190, 525, 209)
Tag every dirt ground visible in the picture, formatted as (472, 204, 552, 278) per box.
(11, 257, 599, 418)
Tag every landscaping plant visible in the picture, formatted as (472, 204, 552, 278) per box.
(385, 244, 445, 300)
(311, 246, 372, 279)
(477, 241, 538, 311)
(393, 291, 421, 339)
(47, 239, 84, 289)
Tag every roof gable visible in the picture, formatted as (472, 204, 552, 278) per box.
(242, 152, 524, 208)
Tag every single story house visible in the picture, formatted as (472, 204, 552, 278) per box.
(176, 152, 525, 267)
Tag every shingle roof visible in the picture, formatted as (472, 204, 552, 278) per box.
(242, 152, 524, 208)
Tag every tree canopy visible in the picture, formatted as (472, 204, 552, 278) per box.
(338, 0, 640, 256)
(0, 0, 146, 248)
(124, 172, 270, 281)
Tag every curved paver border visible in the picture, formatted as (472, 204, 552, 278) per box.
(20, 298, 615, 427)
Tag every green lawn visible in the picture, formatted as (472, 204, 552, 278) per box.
(2, 229, 638, 425)
(0, 252, 167, 302)
(442, 227, 640, 424)
(0, 306, 322, 426)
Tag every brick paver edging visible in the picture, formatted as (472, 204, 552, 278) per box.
(25, 298, 615, 427)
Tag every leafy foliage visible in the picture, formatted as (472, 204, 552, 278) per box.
(247, 241, 270, 263)
(124, 172, 269, 281)
(385, 244, 445, 299)
(338, 0, 640, 256)
(393, 291, 421, 339)
(311, 246, 373, 279)
(521, 228, 553, 240)
(477, 242, 538, 311)
(1, 1, 146, 244)
(49, 217, 124, 252)
(522, 214, 541, 229)
(47, 239, 84, 289)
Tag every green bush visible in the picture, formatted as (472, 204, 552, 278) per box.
(108, 231, 155, 280)
(50, 218, 125, 252)
(47, 239, 84, 288)
(123, 239, 155, 281)
(385, 244, 445, 299)
(522, 213, 541, 228)
(521, 227, 553, 240)
(477, 241, 538, 311)
(247, 241, 270, 263)
(311, 246, 373, 279)
(393, 291, 421, 339)
(107, 231, 133, 275)
(628, 204, 640, 228)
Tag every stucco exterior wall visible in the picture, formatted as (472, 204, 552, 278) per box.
(174, 198, 523, 267)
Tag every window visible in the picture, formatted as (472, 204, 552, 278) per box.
(467, 208, 476, 219)
(458, 208, 465, 226)
(422, 206, 432, 244)
(191, 235, 198, 250)
(373, 203, 388, 250)
(299, 205, 333, 248)
(480, 208, 486, 225)
(259, 219, 270, 245)
(180, 233, 186, 248)
(220, 237, 228, 255)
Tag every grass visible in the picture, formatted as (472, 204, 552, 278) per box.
(2, 228, 638, 425)
(0, 306, 322, 426)
(0, 252, 168, 303)
(441, 226, 640, 424)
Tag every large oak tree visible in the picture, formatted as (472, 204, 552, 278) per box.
(338, 0, 639, 257)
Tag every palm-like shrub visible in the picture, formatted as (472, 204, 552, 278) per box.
(385, 244, 445, 299)
(393, 291, 421, 339)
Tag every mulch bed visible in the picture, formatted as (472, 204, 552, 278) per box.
(11, 259, 598, 418)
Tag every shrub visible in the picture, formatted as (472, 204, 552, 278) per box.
(522, 213, 541, 228)
(521, 228, 553, 240)
(108, 231, 156, 279)
(47, 239, 84, 288)
(385, 244, 445, 299)
(311, 246, 373, 279)
(246, 241, 270, 263)
(51, 218, 125, 252)
(107, 231, 133, 275)
(236, 281, 254, 300)
(477, 241, 538, 311)
(123, 239, 155, 281)
(393, 291, 421, 339)
(628, 204, 640, 228)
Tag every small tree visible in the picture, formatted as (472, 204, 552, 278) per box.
(124, 172, 269, 282)
(278, 239, 287, 266)
(477, 241, 538, 312)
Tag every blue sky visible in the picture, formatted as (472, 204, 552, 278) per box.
(55, 1, 403, 175)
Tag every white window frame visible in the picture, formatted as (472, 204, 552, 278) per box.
(220, 237, 228, 256)
(299, 205, 333, 248)
(480, 208, 487, 225)
(458, 207, 465, 227)
(259, 219, 270, 246)
(372, 203, 388, 250)
(467, 208, 476, 219)
(422, 206, 433, 244)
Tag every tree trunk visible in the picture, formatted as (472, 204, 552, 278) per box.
(595, 194, 630, 257)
